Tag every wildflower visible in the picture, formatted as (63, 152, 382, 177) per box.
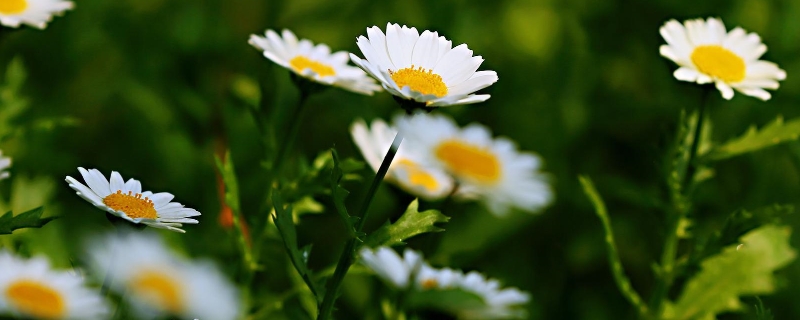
(0, 0, 73, 29)
(65, 167, 200, 233)
(0, 150, 10, 180)
(249, 29, 381, 95)
(457, 271, 531, 319)
(359, 247, 423, 289)
(659, 17, 786, 100)
(0, 251, 108, 319)
(351, 118, 454, 200)
(396, 113, 552, 216)
(86, 231, 240, 320)
(350, 23, 498, 108)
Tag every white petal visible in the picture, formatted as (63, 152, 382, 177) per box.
(411, 30, 439, 70)
(737, 87, 772, 101)
(109, 171, 124, 192)
(715, 81, 735, 100)
(448, 71, 498, 96)
(386, 23, 411, 68)
(673, 67, 699, 82)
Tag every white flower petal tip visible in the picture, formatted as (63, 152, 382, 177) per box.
(248, 28, 381, 95)
(0, 251, 109, 319)
(0, 150, 10, 181)
(352, 22, 497, 108)
(659, 17, 786, 101)
(0, 0, 74, 30)
(65, 168, 201, 233)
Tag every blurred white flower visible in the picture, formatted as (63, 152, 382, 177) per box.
(396, 113, 553, 216)
(249, 29, 381, 95)
(359, 247, 423, 289)
(86, 231, 240, 320)
(0, 251, 108, 319)
(65, 167, 200, 233)
(0, 150, 10, 180)
(659, 17, 786, 101)
(350, 22, 498, 107)
(0, 0, 73, 29)
(457, 271, 531, 319)
(351, 118, 455, 200)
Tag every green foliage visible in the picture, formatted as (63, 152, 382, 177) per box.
(273, 190, 323, 301)
(702, 116, 800, 162)
(406, 288, 486, 314)
(665, 225, 796, 320)
(0, 207, 55, 235)
(214, 151, 256, 271)
(752, 297, 774, 320)
(365, 199, 449, 248)
(329, 148, 362, 238)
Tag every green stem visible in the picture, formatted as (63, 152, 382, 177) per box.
(317, 131, 404, 320)
(272, 92, 310, 180)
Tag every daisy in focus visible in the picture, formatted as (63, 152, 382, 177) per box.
(249, 29, 381, 95)
(659, 17, 786, 101)
(0, 150, 10, 180)
(0, 0, 73, 29)
(350, 23, 498, 108)
(396, 113, 552, 216)
(0, 251, 108, 319)
(86, 231, 240, 320)
(65, 167, 200, 233)
(351, 118, 455, 200)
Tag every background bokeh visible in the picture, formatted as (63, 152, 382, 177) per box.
(2, 0, 800, 319)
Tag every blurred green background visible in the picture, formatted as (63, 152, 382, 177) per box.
(2, 0, 800, 319)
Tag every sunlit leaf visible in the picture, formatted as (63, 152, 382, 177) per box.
(666, 225, 796, 320)
(273, 190, 322, 300)
(0, 207, 56, 235)
(702, 116, 800, 162)
(365, 199, 449, 248)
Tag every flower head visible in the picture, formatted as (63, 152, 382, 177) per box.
(350, 23, 498, 108)
(457, 271, 531, 319)
(0, 150, 10, 180)
(86, 231, 240, 320)
(0, 0, 73, 29)
(659, 17, 786, 100)
(249, 29, 381, 95)
(65, 167, 200, 233)
(351, 118, 455, 200)
(396, 113, 553, 216)
(0, 251, 108, 319)
(359, 247, 423, 289)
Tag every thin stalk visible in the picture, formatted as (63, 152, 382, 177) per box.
(271, 92, 310, 179)
(317, 131, 404, 320)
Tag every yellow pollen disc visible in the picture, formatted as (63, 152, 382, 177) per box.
(0, 0, 27, 14)
(390, 65, 448, 97)
(397, 160, 439, 192)
(289, 55, 336, 77)
(103, 190, 158, 220)
(6, 280, 66, 319)
(690, 45, 746, 83)
(130, 271, 184, 313)
(435, 140, 501, 184)
(421, 278, 439, 290)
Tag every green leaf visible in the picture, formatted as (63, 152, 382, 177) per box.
(329, 148, 360, 238)
(752, 297, 774, 320)
(214, 152, 256, 271)
(0, 207, 56, 235)
(365, 199, 449, 247)
(702, 115, 800, 162)
(273, 190, 322, 300)
(666, 225, 796, 320)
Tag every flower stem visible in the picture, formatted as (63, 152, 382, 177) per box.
(272, 91, 310, 180)
(317, 131, 404, 320)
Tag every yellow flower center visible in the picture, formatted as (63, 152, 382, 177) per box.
(0, 0, 27, 14)
(390, 65, 448, 97)
(435, 140, 501, 184)
(690, 45, 746, 83)
(421, 278, 439, 290)
(397, 160, 439, 192)
(6, 280, 66, 319)
(103, 190, 158, 220)
(129, 270, 184, 313)
(289, 56, 336, 78)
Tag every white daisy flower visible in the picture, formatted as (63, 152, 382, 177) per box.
(0, 0, 73, 29)
(86, 231, 240, 320)
(414, 264, 462, 291)
(351, 118, 455, 200)
(350, 22, 498, 107)
(65, 167, 200, 233)
(396, 113, 553, 216)
(0, 251, 109, 319)
(249, 29, 381, 95)
(359, 247, 423, 289)
(457, 271, 530, 319)
(0, 150, 10, 180)
(659, 17, 786, 101)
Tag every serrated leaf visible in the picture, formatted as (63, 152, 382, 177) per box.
(667, 225, 796, 320)
(703, 116, 800, 161)
(329, 148, 359, 238)
(0, 207, 56, 235)
(365, 199, 449, 247)
(273, 190, 322, 300)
